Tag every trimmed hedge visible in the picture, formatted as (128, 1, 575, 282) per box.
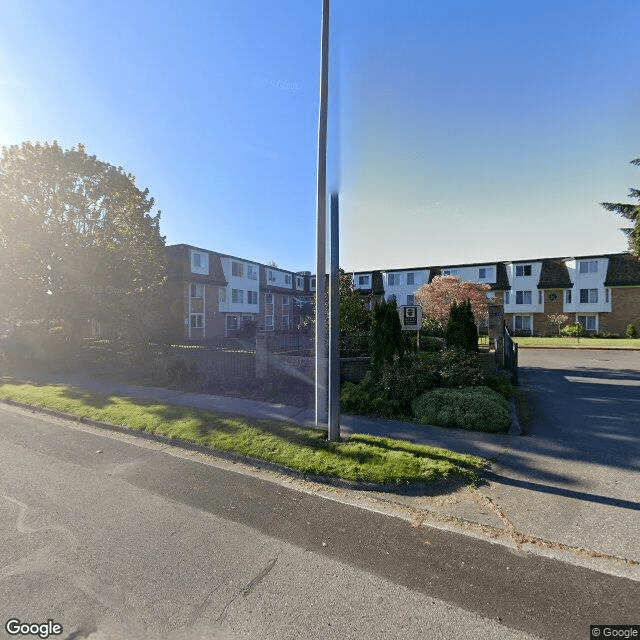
(411, 386, 510, 433)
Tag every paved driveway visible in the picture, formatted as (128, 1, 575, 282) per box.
(477, 348, 640, 567)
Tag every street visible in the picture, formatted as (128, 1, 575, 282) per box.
(0, 402, 637, 640)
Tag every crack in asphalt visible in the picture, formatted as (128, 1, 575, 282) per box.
(215, 557, 278, 623)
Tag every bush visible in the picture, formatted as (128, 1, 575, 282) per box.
(560, 323, 585, 338)
(412, 386, 510, 433)
(340, 348, 486, 419)
(626, 324, 638, 339)
(341, 332, 370, 357)
(484, 373, 514, 399)
(593, 331, 619, 339)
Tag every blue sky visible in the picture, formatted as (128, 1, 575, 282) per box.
(1, 0, 639, 272)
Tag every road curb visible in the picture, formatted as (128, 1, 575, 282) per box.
(0, 397, 463, 495)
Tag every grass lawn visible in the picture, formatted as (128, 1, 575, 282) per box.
(0, 383, 486, 487)
(513, 336, 640, 348)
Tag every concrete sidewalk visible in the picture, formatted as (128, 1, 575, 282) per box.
(3, 370, 639, 582)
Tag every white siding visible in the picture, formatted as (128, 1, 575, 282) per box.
(219, 257, 260, 313)
(564, 258, 611, 313)
(382, 269, 430, 305)
(504, 262, 544, 314)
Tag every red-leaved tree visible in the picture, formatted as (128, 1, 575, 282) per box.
(414, 275, 491, 329)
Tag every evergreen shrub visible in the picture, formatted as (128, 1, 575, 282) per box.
(412, 386, 510, 433)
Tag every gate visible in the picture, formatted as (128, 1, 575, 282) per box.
(503, 322, 518, 383)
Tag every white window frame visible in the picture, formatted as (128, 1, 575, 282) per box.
(442, 268, 460, 277)
(605, 288, 610, 303)
(579, 288, 598, 304)
(579, 260, 598, 274)
(388, 273, 400, 286)
(219, 288, 226, 304)
(577, 314, 597, 331)
(247, 290, 258, 305)
(515, 290, 532, 305)
(231, 261, 244, 278)
(247, 265, 258, 280)
(406, 294, 415, 305)
(190, 283, 204, 299)
(538, 290, 543, 305)
(190, 313, 204, 329)
(226, 316, 239, 331)
(282, 315, 290, 328)
(514, 315, 532, 333)
(296, 276, 304, 288)
(282, 295, 290, 306)
(406, 272, 415, 285)
(515, 264, 532, 277)
(265, 293, 273, 305)
(232, 288, 244, 304)
(285, 274, 292, 285)
(265, 314, 274, 331)
(191, 250, 209, 275)
(504, 290, 510, 305)
(358, 275, 370, 286)
(566, 289, 572, 304)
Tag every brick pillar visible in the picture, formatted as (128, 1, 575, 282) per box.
(488, 304, 504, 368)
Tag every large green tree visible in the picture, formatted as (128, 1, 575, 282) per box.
(0, 141, 167, 342)
(601, 158, 640, 257)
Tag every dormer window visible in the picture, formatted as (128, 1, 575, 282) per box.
(515, 264, 532, 277)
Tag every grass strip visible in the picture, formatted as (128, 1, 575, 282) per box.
(0, 383, 486, 486)
(513, 337, 640, 348)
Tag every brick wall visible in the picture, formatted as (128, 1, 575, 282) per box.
(598, 287, 640, 335)
(540, 289, 566, 336)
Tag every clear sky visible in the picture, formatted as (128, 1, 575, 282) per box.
(1, 0, 639, 273)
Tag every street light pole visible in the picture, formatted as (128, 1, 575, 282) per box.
(315, 0, 330, 426)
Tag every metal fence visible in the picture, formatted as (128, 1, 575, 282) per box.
(503, 323, 518, 383)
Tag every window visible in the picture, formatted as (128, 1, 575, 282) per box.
(247, 265, 258, 280)
(514, 315, 532, 332)
(577, 315, 597, 331)
(504, 291, 510, 305)
(190, 314, 204, 328)
(268, 270, 276, 282)
(515, 290, 532, 305)
(265, 315, 274, 330)
(566, 289, 572, 304)
(282, 295, 290, 306)
(219, 288, 226, 304)
(226, 316, 239, 331)
(285, 274, 292, 285)
(515, 264, 532, 277)
(388, 273, 400, 286)
(538, 290, 543, 305)
(605, 288, 610, 303)
(479, 267, 494, 280)
(282, 315, 290, 328)
(296, 276, 304, 288)
(406, 294, 414, 305)
(580, 288, 598, 303)
(232, 288, 244, 303)
(265, 293, 273, 305)
(358, 275, 370, 286)
(406, 272, 415, 285)
(190, 283, 204, 298)
(231, 261, 244, 277)
(247, 291, 258, 304)
(579, 260, 598, 274)
(310, 277, 316, 289)
(442, 268, 460, 276)
(191, 250, 208, 275)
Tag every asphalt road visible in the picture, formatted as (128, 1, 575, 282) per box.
(475, 348, 640, 565)
(0, 403, 638, 640)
